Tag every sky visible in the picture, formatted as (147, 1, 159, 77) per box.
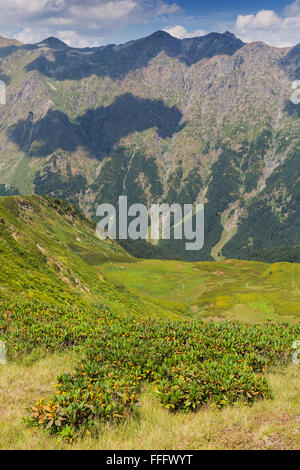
(0, 0, 299, 48)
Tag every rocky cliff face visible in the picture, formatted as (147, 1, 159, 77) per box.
(0, 30, 299, 260)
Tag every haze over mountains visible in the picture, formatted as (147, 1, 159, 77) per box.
(0, 30, 299, 260)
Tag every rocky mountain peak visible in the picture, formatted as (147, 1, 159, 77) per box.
(37, 37, 68, 50)
(223, 31, 237, 39)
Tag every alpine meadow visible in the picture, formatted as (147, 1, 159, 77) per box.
(0, 0, 299, 453)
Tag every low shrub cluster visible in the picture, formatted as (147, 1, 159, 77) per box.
(1, 299, 299, 440)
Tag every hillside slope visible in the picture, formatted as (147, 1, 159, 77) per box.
(0, 31, 299, 260)
(1, 196, 299, 323)
(0, 195, 183, 319)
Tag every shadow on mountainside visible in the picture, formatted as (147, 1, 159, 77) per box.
(7, 92, 185, 158)
(0, 45, 19, 59)
(0, 69, 11, 84)
(279, 43, 300, 80)
(283, 100, 300, 118)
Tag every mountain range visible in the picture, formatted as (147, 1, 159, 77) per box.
(0, 30, 299, 261)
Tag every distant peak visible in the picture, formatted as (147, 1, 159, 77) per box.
(0, 35, 22, 46)
(148, 30, 174, 40)
(223, 31, 236, 39)
(37, 37, 68, 49)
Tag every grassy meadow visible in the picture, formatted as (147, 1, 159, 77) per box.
(101, 259, 300, 323)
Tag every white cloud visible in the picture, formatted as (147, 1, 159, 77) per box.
(0, 0, 183, 46)
(163, 25, 207, 39)
(284, 0, 300, 16)
(68, 1, 137, 23)
(235, 4, 300, 47)
(14, 28, 45, 45)
(58, 30, 103, 47)
(236, 10, 281, 31)
(3, 1, 300, 49)
(15, 27, 103, 47)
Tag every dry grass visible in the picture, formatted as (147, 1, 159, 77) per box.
(0, 353, 76, 450)
(0, 354, 299, 450)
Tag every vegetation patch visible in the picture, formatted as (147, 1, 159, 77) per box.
(1, 299, 299, 441)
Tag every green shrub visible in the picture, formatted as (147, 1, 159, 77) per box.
(1, 299, 299, 439)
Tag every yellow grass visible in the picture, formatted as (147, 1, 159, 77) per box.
(0, 353, 299, 450)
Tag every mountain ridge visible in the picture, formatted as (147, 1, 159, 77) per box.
(0, 29, 299, 260)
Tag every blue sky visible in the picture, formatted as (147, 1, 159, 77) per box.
(0, 1, 299, 48)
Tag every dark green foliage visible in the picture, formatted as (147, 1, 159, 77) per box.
(175, 170, 202, 206)
(123, 150, 163, 206)
(168, 146, 244, 261)
(34, 159, 87, 206)
(249, 245, 300, 263)
(0, 183, 19, 196)
(119, 239, 181, 260)
(224, 145, 300, 259)
(91, 148, 128, 206)
(165, 164, 183, 203)
(165, 162, 203, 205)
(92, 147, 163, 208)
(44, 196, 93, 225)
(1, 299, 299, 439)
